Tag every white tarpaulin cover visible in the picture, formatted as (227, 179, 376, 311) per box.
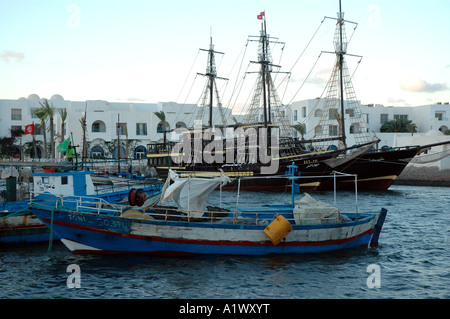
(161, 170, 230, 217)
(293, 193, 342, 225)
(1, 167, 19, 179)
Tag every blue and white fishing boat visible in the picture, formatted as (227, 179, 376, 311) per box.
(29, 167, 387, 256)
(1, 168, 162, 243)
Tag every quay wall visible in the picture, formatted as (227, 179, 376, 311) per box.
(394, 167, 450, 187)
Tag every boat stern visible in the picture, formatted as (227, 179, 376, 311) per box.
(369, 208, 387, 247)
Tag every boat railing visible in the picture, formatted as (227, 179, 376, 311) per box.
(29, 168, 363, 225)
(128, 204, 292, 225)
(32, 191, 292, 225)
(29, 192, 128, 216)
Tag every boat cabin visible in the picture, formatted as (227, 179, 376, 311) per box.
(32, 169, 95, 197)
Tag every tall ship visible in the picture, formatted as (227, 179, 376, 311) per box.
(294, 1, 422, 190)
(147, 2, 448, 191)
(147, 15, 365, 191)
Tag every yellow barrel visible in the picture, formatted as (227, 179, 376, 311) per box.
(263, 215, 293, 245)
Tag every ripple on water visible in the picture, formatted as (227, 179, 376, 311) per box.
(1, 185, 450, 299)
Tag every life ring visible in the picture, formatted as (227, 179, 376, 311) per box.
(128, 188, 148, 207)
(128, 188, 137, 206)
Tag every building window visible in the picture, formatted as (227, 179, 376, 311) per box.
(31, 108, 40, 119)
(11, 109, 22, 121)
(11, 126, 22, 136)
(329, 125, 338, 136)
(35, 124, 44, 135)
(349, 124, 361, 134)
(435, 112, 446, 121)
(136, 123, 147, 135)
(380, 114, 388, 124)
(61, 176, 68, 185)
(157, 122, 169, 133)
(394, 114, 408, 121)
(92, 120, 106, 133)
(315, 125, 323, 135)
(175, 121, 187, 129)
(302, 107, 306, 118)
(345, 108, 354, 117)
(116, 123, 127, 135)
(329, 108, 339, 120)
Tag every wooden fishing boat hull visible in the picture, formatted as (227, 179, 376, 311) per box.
(29, 203, 387, 256)
(0, 183, 162, 244)
(1, 206, 53, 243)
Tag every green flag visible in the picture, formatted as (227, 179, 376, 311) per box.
(58, 137, 70, 153)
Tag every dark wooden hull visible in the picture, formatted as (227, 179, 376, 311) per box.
(312, 146, 420, 191)
(148, 140, 420, 192)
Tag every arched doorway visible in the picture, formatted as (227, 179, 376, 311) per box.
(134, 145, 147, 160)
(90, 145, 105, 159)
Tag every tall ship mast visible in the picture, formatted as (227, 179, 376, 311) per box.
(147, 21, 348, 191)
(242, 12, 292, 137)
(303, 0, 422, 190)
(311, 0, 372, 151)
(196, 36, 228, 129)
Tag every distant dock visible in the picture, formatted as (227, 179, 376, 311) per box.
(394, 168, 450, 187)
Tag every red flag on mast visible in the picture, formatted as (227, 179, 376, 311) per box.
(25, 123, 34, 134)
(257, 11, 265, 20)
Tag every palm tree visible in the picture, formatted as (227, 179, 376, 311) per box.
(154, 111, 169, 146)
(291, 122, 306, 141)
(380, 119, 417, 134)
(79, 114, 87, 162)
(35, 108, 48, 158)
(405, 122, 417, 136)
(58, 108, 67, 159)
(38, 99, 56, 159)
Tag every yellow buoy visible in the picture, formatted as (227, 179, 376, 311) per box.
(263, 215, 293, 245)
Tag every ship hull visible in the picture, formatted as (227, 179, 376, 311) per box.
(313, 147, 420, 191)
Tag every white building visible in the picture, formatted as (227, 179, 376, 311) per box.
(290, 98, 450, 169)
(0, 94, 232, 160)
(290, 98, 450, 146)
(2, 94, 449, 169)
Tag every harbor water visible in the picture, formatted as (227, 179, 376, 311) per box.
(1, 184, 449, 299)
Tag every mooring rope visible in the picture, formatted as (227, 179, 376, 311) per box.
(45, 206, 56, 256)
(0, 207, 32, 219)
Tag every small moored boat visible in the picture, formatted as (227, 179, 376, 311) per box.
(29, 166, 387, 256)
(1, 168, 162, 243)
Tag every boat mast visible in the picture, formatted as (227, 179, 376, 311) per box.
(244, 12, 290, 135)
(198, 35, 227, 128)
(337, 0, 347, 148)
(261, 17, 269, 127)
